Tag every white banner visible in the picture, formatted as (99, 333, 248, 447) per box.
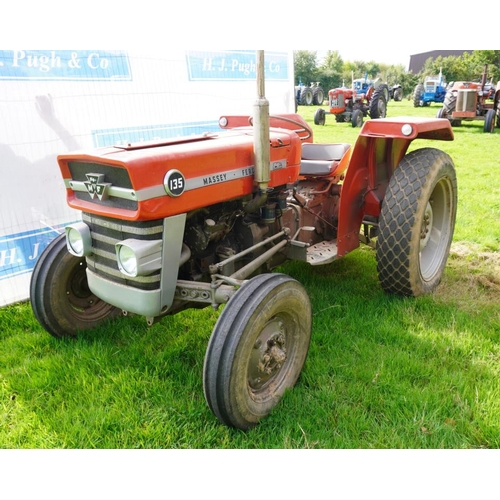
(0, 49, 295, 306)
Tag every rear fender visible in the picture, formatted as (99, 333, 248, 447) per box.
(336, 117, 454, 256)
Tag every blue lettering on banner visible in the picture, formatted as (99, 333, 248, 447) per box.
(0, 225, 72, 280)
(186, 51, 288, 81)
(92, 120, 220, 147)
(0, 50, 132, 81)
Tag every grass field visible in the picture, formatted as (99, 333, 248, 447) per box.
(1, 98, 499, 450)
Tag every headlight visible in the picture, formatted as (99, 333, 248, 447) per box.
(117, 244, 138, 276)
(115, 239, 162, 277)
(65, 222, 92, 257)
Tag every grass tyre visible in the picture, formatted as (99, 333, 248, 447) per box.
(203, 273, 312, 430)
(30, 234, 119, 338)
(376, 148, 457, 297)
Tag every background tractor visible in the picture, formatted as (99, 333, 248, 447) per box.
(314, 76, 389, 127)
(413, 71, 447, 107)
(295, 81, 325, 106)
(30, 51, 458, 430)
(389, 84, 403, 101)
(436, 64, 500, 133)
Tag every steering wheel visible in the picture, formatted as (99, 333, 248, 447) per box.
(248, 114, 312, 141)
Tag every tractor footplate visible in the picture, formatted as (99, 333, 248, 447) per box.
(306, 240, 338, 265)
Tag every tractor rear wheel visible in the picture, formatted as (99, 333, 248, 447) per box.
(376, 148, 457, 296)
(314, 108, 326, 126)
(413, 84, 424, 107)
(313, 87, 324, 105)
(299, 87, 313, 106)
(369, 86, 387, 119)
(484, 109, 495, 133)
(30, 234, 119, 338)
(203, 273, 312, 430)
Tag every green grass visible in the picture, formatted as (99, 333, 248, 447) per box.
(1, 99, 499, 449)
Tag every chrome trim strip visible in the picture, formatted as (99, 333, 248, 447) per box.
(65, 158, 287, 202)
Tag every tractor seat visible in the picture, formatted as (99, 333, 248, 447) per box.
(300, 143, 351, 177)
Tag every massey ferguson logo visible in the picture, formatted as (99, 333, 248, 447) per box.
(84, 173, 111, 200)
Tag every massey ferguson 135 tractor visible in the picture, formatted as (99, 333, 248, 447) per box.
(314, 77, 389, 127)
(30, 51, 458, 430)
(436, 64, 500, 133)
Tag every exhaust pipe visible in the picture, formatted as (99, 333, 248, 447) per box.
(245, 50, 269, 214)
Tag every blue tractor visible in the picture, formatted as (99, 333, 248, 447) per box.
(413, 70, 447, 107)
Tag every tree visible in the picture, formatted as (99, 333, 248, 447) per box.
(293, 51, 318, 85)
(316, 50, 343, 91)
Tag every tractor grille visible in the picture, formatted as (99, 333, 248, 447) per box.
(456, 89, 477, 113)
(83, 213, 163, 291)
(68, 161, 138, 211)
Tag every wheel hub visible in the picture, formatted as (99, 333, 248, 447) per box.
(248, 319, 287, 390)
(420, 201, 433, 250)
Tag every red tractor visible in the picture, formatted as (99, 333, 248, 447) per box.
(314, 77, 389, 127)
(437, 64, 500, 133)
(30, 52, 458, 430)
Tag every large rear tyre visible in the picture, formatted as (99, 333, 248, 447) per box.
(393, 87, 403, 101)
(413, 84, 424, 107)
(30, 234, 119, 338)
(314, 108, 326, 126)
(376, 148, 457, 296)
(484, 109, 495, 133)
(299, 87, 313, 106)
(312, 86, 324, 105)
(369, 85, 387, 119)
(203, 273, 312, 430)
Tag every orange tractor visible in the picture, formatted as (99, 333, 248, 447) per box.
(30, 52, 457, 430)
(437, 64, 500, 133)
(314, 77, 389, 127)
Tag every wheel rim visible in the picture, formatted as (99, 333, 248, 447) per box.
(379, 100, 386, 117)
(248, 316, 289, 392)
(419, 177, 453, 281)
(64, 258, 115, 321)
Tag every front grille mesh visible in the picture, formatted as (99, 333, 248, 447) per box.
(83, 213, 163, 291)
(69, 161, 138, 210)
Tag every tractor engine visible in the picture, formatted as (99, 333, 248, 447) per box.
(178, 178, 340, 286)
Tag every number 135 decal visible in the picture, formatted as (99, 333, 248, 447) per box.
(164, 169, 186, 197)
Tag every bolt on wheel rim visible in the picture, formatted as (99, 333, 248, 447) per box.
(248, 318, 288, 391)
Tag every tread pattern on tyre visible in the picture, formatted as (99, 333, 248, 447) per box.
(203, 273, 311, 429)
(376, 148, 457, 297)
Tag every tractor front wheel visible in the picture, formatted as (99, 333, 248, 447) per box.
(351, 109, 363, 127)
(376, 148, 457, 296)
(30, 234, 119, 338)
(203, 273, 312, 430)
